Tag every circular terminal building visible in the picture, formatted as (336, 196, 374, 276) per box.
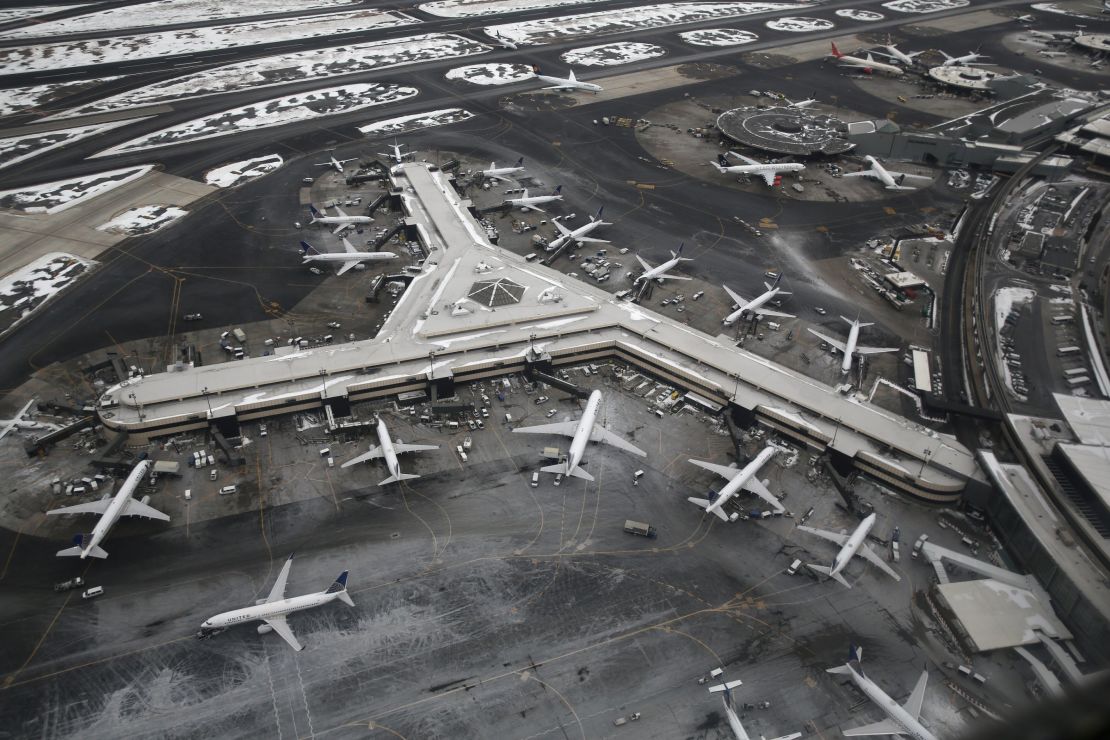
(928, 66, 1002, 91)
(1075, 33, 1110, 54)
(716, 106, 853, 156)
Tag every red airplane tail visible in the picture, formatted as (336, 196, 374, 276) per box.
(830, 42, 843, 58)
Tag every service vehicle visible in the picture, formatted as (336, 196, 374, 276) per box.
(622, 520, 657, 538)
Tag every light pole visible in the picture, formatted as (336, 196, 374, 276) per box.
(201, 386, 212, 418)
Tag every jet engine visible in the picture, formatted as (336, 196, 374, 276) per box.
(257, 624, 273, 635)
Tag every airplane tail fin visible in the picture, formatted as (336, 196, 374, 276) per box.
(300, 240, 320, 256)
(593, 205, 604, 221)
(553, 185, 562, 195)
(379, 473, 420, 486)
(326, 570, 355, 606)
(57, 533, 107, 559)
(568, 68, 577, 81)
(688, 497, 712, 509)
(807, 563, 851, 588)
(830, 42, 843, 58)
(841, 315, 872, 327)
(515, 156, 524, 166)
(541, 462, 593, 481)
(827, 645, 863, 675)
(710, 161, 726, 173)
(308, 204, 321, 219)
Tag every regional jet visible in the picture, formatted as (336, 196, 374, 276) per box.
(829, 42, 904, 76)
(480, 157, 525, 180)
(300, 239, 396, 276)
(633, 243, 693, 284)
(48, 459, 169, 559)
(687, 445, 785, 520)
(721, 276, 794, 324)
(808, 315, 898, 374)
(513, 390, 645, 481)
(378, 140, 413, 165)
(707, 669, 802, 740)
(548, 206, 610, 250)
(827, 646, 937, 740)
(504, 185, 563, 213)
(197, 554, 354, 652)
(842, 155, 932, 191)
(939, 49, 990, 67)
(341, 417, 438, 485)
(711, 152, 805, 186)
(532, 65, 603, 93)
(308, 204, 372, 235)
(315, 154, 356, 174)
(798, 513, 901, 588)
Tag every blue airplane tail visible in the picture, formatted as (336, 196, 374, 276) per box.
(326, 570, 354, 605)
(594, 205, 604, 220)
(515, 157, 524, 166)
(300, 241, 319, 256)
(553, 185, 562, 195)
(308, 204, 321, 219)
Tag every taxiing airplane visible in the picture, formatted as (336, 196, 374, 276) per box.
(548, 206, 610, 250)
(532, 65, 603, 93)
(827, 646, 937, 740)
(842, 155, 932, 191)
(708, 670, 802, 740)
(721, 276, 795, 324)
(341, 417, 438, 485)
(513, 390, 645, 481)
(687, 445, 785, 520)
(711, 152, 805, 187)
(308, 203, 372, 235)
(876, 42, 922, 66)
(378, 140, 413, 165)
(939, 50, 990, 67)
(300, 239, 395, 276)
(829, 42, 904, 76)
(315, 154, 356, 174)
(48, 459, 169, 559)
(480, 157, 525, 180)
(504, 185, 563, 213)
(490, 31, 518, 49)
(807, 315, 898, 374)
(197, 554, 354, 651)
(633, 243, 693, 284)
(798, 513, 900, 588)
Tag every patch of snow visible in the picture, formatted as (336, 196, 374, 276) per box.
(994, 287, 1036, 400)
(0, 76, 122, 117)
(678, 28, 759, 46)
(50, 34, 487, 120)
(0, 165, 153, 214)
(446, 62, 535, 85)
(0, 5, 90, 25)
(765, 16, 834, 31)
(419, 0, 609, 18)
(0, 119, 146, 171)
(1030, 2, 1103, 20)
(882, 0, 969, 13)
(0, 253, 94, 331)
(204, 155, 283, 188)
(357, 108, 473, 136)
(96, 84, 418, 156)
(0, 9, 418, 74)
(96, 205, 188, 235)
(561, 41, 665, 66)
(835, 8, 884, 21)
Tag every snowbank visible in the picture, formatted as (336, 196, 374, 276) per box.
(357, 109, 474, 136)
(204, 155, 283, 188)
(97, 205, 188, 234)
(678, 28, 759, 46)
(446, 62, 535, 85)
(0, 165, 153, 214)
(561, 41, 665, 66)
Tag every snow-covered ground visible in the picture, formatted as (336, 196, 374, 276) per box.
(678, 28, 759, 46)
(96, 84, 418, 156)
(766, 16, 834, 31)
(0, 119, 144, 171)
(357, 108, 473, 136)
(0, 9, 418, 74)
(0, 5, 88, 25)
(1031, 2, 1104, 19)
(0, 253, 94, 331)
(561, 41, 665, 66)
(96, 205, 188, 234)
(418, 0, 608, 17)
(446, 62, 535, 85)
(50, 34, 486, 120)
(994, 287, 1036, 400)
(486, 2, 805, 45)
(835, 8, 885, 21)
(0, 165, 153, 214)
(204, 155, 283, 188)
(0, 76, 122, 118)
(0, 0, 360, 38)
(882, 0, 968, 13)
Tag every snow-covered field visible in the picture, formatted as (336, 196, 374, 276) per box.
(0, 253, 94, 330)
(418, 0, 608, 17)
(882, 0, 968, 13)
(204, 155, 283, 188)
(766, 16, 834, 31)
(51, 34, 487, 120)
(1031, 2, 1103, 19)
(0, 0, 360, 38)
(96, 205, 188, 234)
(486, 2, 804, 45)
(0, 119, 143, 171)
(0, 9, 418, 73)
(96, 84, 418, 156)
(0, 5, 88, 25)
(0, 165, 153, 214)
(678, 28, 759, 46)
(0, 76, 122, 118)
(446, 62, 535, 85)
(835, 8, 885, 21)
(561, 41, 665, 66)
(357, 108, 474, 136)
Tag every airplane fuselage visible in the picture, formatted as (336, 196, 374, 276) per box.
(377, 418, 402, 479)
(706, 446, 775, 516)
(312, 215, 371, 226)
(637, 256, 682, 284)
(565, 390, 601, 474)
(837, 54, 903, 76)
(83, 460, 152, 558)
(302, 251, 393, 265)
(482, 165, 523, 178)
(842, 663, 938, 740)
(549, 219, 607, 249)
(841, 320, 862, 372)
(829, 512, 876, 578)
(718, 162, 804, 178)
(202, 590, 342, 631)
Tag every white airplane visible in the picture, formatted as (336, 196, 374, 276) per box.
(480, 157, 525, 180)
(707, 670, 802, 740)
(0, 398, 45, 442)
(633, 243, 693, 284)
(48, 459, 169, 559)
(721, 276, 794, 324)
(341, 417, 438, 485)
(532, 65, 603, 93)
(842, 155, 932, 191)
(876, 42, 922, 66)
(939, 50, 990, 67)
(687, 445, 785, 520)
(513, 390, 645, 481)
(315, 154, 356, 174)
(827, 646, 937, 740)
(808, 315, 899, 374)
(798, 513, 901, 588)
(829, 42, 904, 76)
(710, 152, 805, 187)
(784, 96, 817, 109)
(197, 554, 354, 652)
(504, 185, 563, 213)
(490, 31, 518, 49)
(548, 206, 609, 250)
(300, 239, 395, 276)
(308, 203, 372, 235)
(378, 140, 413, 165)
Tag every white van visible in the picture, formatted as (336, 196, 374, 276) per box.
(327, 457, 335, 468)
(219, 485, 238, 495)
(505, 413, 513, 424)
(184, 489, 192, 501)
(82, 586, 104, 599)
(531, 472, 539, 487)
(319, 447, 331, 457)
(787, 559, 802, 575)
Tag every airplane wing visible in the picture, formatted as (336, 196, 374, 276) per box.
(856, 344, 899, 355)
(393, 442, 439, 453)
(807, 328, 847, 352)
(759, 170, 777, 187)
(573, 236, 608, 244)
(336, 260, 360, 276)
(264, 616, 304, 651)
(796, 525, 850, 547)
(524, 203, 547, 213)
(886, 170, 932, 181)
(635, 255, 653, 270)
(589, 426, 647, 457)
(658, 272, 692, 281)
(122, 498, 170, 521)
(728, 152, 759, 166)
(341, 237, 358, 254)
(858, 543, 902, 581)
(756, 308, 796, 319)
(841, 168, 875, 178)
(688, 458, 740, 481)
(341, 445, 384, 468)
(903, 669, 929, 718)
(331, 222, 353, 235)
(553, 220, 572, 236)
(768, 734, 803, 740)
(842, 718, 904, 737)
(742, 477, 785, 513)
(265, 555, 294, 603)
(46, 499, 112, 516)
(334, 206, 349, 217)
(722, 285, 748, 308)
(512, 420, 578, 438)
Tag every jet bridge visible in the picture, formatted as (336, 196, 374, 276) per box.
(920, 540, 1034, 591)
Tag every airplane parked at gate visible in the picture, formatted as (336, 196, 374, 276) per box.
(827, 646, 938, 740)
(548, 207, 610, 251)
(707, 668, 802, 740)
(842, 155, 932, 191)
(480, 157, 525, 180)
(315, 154, 356, 174)
(798, 512, 901, 587)
(711, 152, 805, 187)
(633, 243, 693, 284)
(300, 239, 395, 276)
(513, 390, 645, 481)
(308, 204, 372, 235)
(504, 185, 563, 213)
(721, 276, 794, 324)
(807, 315, 899, 374)
(531, 65, 603, 93)
(342, 417, 438, 485)
(875, 41, 923, 66)
(829, 42, 904, 76)
(939, 49, 991, 67)
(378, 140, 413, 165)
(687, 445, 785, 520)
